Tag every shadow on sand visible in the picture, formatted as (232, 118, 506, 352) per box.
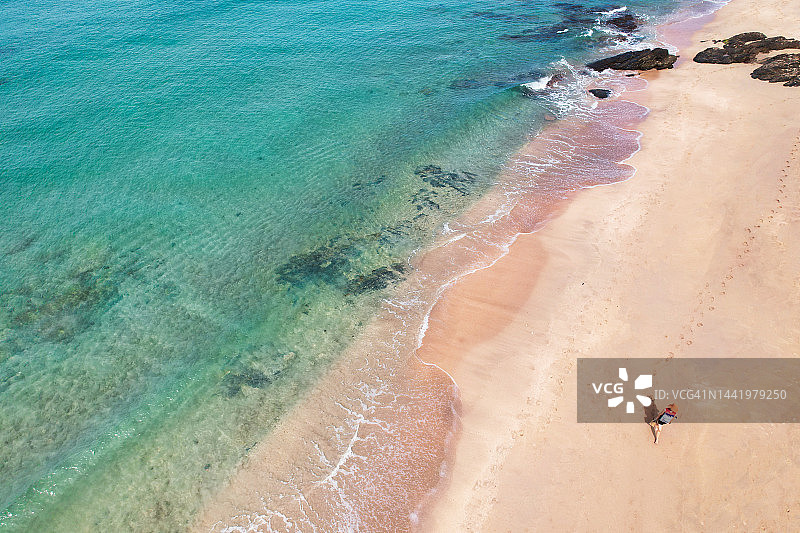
(643, 395, 659, 440)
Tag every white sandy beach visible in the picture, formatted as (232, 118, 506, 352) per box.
(418, 0, 800, 530)
(193, 0, 800, 530)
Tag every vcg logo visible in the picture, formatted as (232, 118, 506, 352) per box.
(592, 367, 653, 413)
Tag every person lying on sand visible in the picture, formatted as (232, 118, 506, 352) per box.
(649, 403, 678, 444)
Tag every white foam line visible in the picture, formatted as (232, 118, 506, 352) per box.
(411, 228, 529, 391)
(598, 5, 628, 16)
(296, 3, 736, 528)
(440, 232, 467, 246)
(408, 68, 662, 399)
(221, 10, 728, 528)
(413, 355, 460, 394)
(318, 422, 361, 486)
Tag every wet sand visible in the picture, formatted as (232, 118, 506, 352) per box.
(193, 49, 650, 533)
(419, 0, 800, 530)
(192, 0, 800, 529)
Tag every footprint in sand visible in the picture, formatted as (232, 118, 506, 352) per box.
(670, 161, 798, 355)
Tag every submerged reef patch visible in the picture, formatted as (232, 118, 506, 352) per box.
(218, 344, 299, 398)
(221, 367, 279, 397)
(449, 70, 548, 91)
(276, 165, 482, 295)
(345, 263, 407, 295)
(351, 175, 387, 191)
(414, 165, 478, 196)
(411, 189, 441, 212)
(4, 233, 37, 256)
(275, 236, 409, 296)
(275, 238, 362, 288)
(498, 4, 641, 45)
(3, 260, 121, 348)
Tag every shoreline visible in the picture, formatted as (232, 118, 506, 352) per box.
(191, 0, 800, 529)
(418, 0, 800, 529)
(192, 79, 649, 533)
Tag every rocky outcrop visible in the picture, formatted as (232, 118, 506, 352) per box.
(751, 53, 800, 86)
(587, 48, 678, 72)
(588, 88, 613, 99)
(693, 32, 800, 87)
(693, 47, 735, 64)
(720, 32, 767, 47)
(606, 14, 639, 33)
(497, 6, 643, 45)
(694, 32, 800, 64)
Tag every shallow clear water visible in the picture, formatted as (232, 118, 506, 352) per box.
(2, 0, 691, 530)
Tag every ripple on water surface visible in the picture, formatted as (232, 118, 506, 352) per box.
(1, 0, 696, 529)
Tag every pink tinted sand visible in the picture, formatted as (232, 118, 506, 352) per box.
(194, 0, 800, 529)
(193, 95, 646, 532)
(419, 0, 800, 530)
(194, 67, 648, 533)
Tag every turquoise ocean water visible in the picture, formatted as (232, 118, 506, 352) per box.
(1, 0, 704, 530)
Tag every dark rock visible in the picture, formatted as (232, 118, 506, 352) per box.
(547, 72, 566, 88)
(750, 53, 800, 86)
(588, 88, 613, 99)
(694, 33, 800, 64)
(587, 48, 678, 72)
(515, 84, 543, 97)
(727, 36, 800, 62)
(722, 32, 767, 47)
(606, 14, 639, 33)
(502, 70, 550, 87)
(514, 73, 563, 97)
(693, 47, 734, 64)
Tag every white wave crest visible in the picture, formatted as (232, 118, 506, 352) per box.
(598, 5, 628, 17)
(520, 75, 553, 92)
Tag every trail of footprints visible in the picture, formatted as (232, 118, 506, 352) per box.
(666, 134, 800, 358)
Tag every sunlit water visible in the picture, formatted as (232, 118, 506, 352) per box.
(1, 0, 710, 530)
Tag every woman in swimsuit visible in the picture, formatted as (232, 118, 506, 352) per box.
(649, 403, 678, 444)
